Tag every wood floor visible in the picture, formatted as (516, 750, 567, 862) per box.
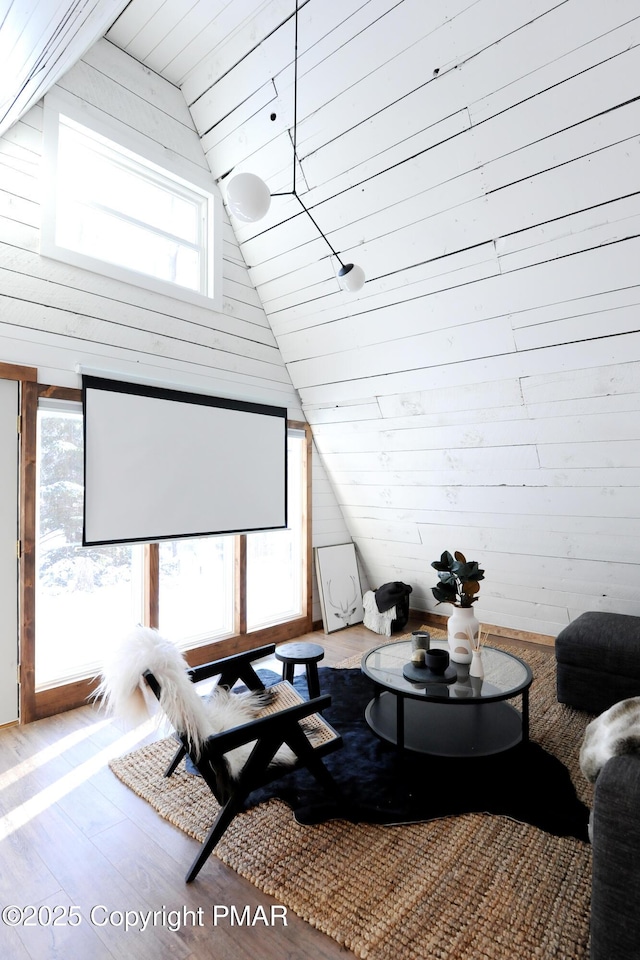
(0, 619, 552, 960)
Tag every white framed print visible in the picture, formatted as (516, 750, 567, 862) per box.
(315, 543, 364, 633)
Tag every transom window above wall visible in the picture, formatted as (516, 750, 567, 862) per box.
(40, 92, 222, 309)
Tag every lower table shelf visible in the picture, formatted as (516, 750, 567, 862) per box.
(365, 691, 524, 757)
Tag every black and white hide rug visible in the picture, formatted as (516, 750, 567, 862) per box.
(241, 667, 590, 842)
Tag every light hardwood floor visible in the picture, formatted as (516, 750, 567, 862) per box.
(0, 620, 551, 960)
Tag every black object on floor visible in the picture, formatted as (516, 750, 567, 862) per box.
(246, 666, 590, 842)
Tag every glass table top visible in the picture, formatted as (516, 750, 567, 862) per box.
(361, 638, 533, 703)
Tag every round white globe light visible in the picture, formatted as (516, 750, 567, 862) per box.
(338, 262, 366, 292)
(226, 173, 271, 223)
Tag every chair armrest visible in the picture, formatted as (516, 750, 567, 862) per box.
(187, 644, 276, 689)
(591, 754, 640, 960)
(199, 694, 332, 755)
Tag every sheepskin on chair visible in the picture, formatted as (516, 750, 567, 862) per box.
(94, 626, 296, 779)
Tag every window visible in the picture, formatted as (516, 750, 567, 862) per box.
(246, 429, 305, 630)
(35, 400, 144, 689)
(55, 118, 207, 293)
(41, 92, 222, 309)
(21, 385, 312, 721)
(158, 535, 235, 646)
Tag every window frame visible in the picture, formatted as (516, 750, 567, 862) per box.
(40, 90, 223, 311)
(19, 383, 312, 723)
(245, 426, 306, 632)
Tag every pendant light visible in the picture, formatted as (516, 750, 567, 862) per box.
(226, 172, 271, 223)
(225, 0, 365, 292)
(337, 262, 366, 292)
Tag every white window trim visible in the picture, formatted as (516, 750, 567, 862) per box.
(41, 89, 223, 311)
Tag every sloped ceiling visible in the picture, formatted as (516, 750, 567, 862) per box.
(0, 0, 129, 137)
(101, 0, 640, 638)
(8, 0, 640, 636)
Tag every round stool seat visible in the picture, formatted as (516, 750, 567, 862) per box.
(276, 641, 325, 665)
(275, 641, 325, 698)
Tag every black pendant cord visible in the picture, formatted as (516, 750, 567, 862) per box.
(270, 0, 347, 270)
(292, 0, 298, 196)
(271, 0, 300, 200)
(296, 194, 344, 266)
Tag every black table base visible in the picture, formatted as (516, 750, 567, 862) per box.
(365, 691, 526, 757)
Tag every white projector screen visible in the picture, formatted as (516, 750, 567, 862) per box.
(82, 376, 287, 546)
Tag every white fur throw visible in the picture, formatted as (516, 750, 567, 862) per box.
(362, 590, 396, 636)
(579, 696, 640, 783)
(95, 626, 296, 778)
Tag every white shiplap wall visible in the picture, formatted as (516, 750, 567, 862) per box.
(0, 38, 354, 623)
(145, 0, 640, 640)
(0, 39, 297, 411)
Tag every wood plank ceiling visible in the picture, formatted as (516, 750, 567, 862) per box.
(0, 0, 130, 137)
(7, 0, 640, 637)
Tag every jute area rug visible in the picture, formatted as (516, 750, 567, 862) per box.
(109, 632, 593, 960)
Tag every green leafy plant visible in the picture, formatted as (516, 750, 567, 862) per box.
(431, 550, 485, 607)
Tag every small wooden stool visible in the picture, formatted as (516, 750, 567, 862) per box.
(275, 641, 325, 699)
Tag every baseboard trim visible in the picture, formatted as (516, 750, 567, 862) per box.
(312, 611, 556, 648)
(411, 609, 556, 648)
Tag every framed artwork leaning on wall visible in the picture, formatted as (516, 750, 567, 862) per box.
(315, 543, 364, 634)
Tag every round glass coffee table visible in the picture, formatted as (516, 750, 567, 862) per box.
(361, 638, 533, 757)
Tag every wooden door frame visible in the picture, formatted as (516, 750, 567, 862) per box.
(0, 361, 38, 722)
(0, 362, 37, 727)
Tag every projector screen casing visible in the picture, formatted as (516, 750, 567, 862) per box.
(82, 376, 288, 546)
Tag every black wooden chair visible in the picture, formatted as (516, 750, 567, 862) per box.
(142, 642, 342, 883)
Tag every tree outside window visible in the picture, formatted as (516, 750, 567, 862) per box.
(35, 403, 142, 687)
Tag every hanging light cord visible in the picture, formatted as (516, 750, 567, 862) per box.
(292, 0, 298, 197)
(226, 0, 364, 287)
(271, 0, 300, 201)
(269, 0, 347, 269)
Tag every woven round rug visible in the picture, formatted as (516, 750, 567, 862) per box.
(109, 632, 593, 960)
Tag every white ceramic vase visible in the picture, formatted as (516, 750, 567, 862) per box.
(447, 605, 479, 664)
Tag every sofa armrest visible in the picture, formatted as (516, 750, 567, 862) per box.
(590, 754, 640, 960)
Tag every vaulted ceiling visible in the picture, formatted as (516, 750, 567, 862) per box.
(0, 0, 130, 135)
(3, 0, 639, 636)
(107, 0, 446, 298)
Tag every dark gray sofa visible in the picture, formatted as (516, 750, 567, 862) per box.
(590, 754, 640, 960)
(555, 611, 640, 960)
